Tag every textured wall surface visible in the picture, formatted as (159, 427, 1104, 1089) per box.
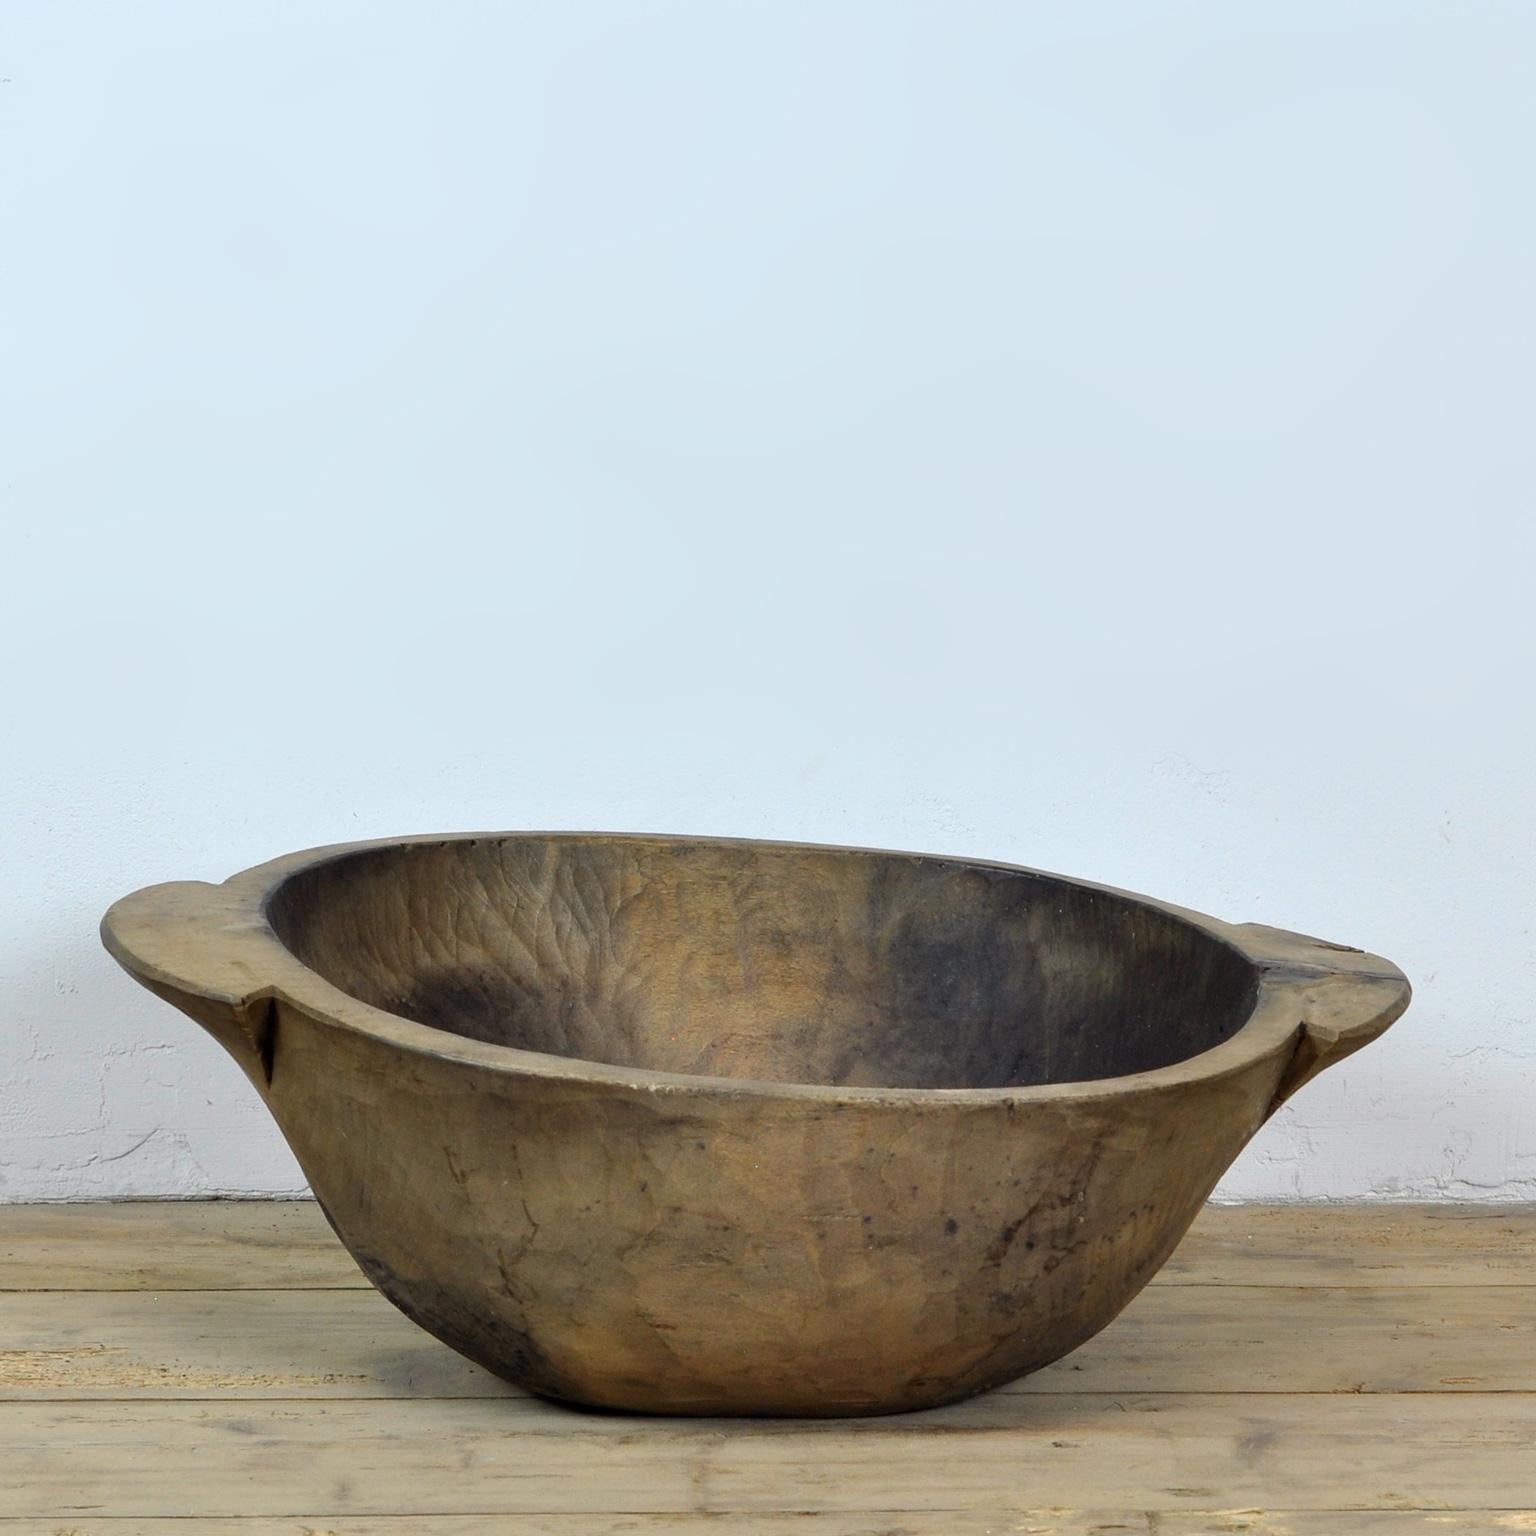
(2, 2, 1532, 1201)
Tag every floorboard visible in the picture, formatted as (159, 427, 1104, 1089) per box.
(1, 1284, 1531, 1399)
(0, 1202, 1531, 1531)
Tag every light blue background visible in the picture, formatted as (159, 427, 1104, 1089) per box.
(2, 3, 1532, 1198)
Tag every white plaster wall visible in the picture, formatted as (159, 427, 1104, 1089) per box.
(2, 3, 1532, 1202)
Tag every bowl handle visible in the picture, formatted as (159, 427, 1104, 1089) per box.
(1234, 923, 1412, 1119)
(101, 881, 281, 1090)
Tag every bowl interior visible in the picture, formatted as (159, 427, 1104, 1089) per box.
(266, 837, 1258, 1091)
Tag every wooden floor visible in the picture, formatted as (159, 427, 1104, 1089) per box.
(1, 1203, 1533, 1534)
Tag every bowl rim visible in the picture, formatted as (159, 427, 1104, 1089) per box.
(104, 831, 1411, 1108)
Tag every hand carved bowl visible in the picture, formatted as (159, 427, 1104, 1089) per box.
(102, 833, 1408, 1416)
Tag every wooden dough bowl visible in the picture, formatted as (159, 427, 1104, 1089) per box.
(102, 834, 1409, 1416)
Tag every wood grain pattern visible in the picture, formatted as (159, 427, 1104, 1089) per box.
(2, 1284, 1532, 1399)
(0, 1518, 1532, 1536)
(266, 838, 1265, 1089)
(6, 1202, 1532, 1291)
(1160, 1203, 1536, 1287)
(3, 1203, 1533, 1529)
(0, 1202, 360, 1291)
(4, 1394, 1535, 1518)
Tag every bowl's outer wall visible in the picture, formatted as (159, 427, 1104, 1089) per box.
(265, 997, 1283, 1415)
